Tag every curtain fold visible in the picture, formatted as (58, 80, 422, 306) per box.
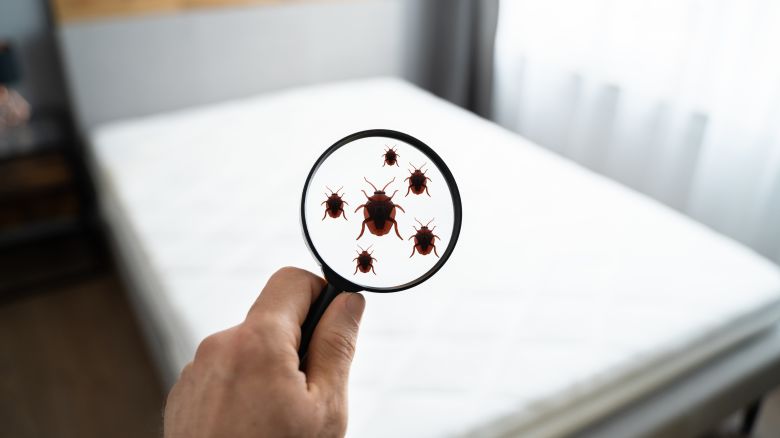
(493, 0, 780, 264)
(424, 0, 499, 117)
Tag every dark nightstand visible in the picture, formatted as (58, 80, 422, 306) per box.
(0, 110, 103, 297)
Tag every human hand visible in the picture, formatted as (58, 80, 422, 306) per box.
(163, 267, 366, 438)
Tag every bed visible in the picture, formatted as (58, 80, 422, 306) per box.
(85, 78, 780, 437)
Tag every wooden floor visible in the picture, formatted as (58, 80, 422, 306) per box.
(0, 235, 164, 438)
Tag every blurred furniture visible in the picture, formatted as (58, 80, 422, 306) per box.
(0, 110, 100, 295)
(0, 41, 31, 129)
(82, 78, 780, 438)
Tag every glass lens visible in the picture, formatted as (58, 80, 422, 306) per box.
(303, 135, 456, 290)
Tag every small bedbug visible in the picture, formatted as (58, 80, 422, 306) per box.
(382, 145, 400, 167)
(409, 218, 441, 258)
(321, 186, 348, 220)
(355, 177, 406, 240)
(353, 245, 377, 275)
(405, 162, 432, 197)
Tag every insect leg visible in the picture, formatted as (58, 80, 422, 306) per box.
(371, 265, 377, 275)
(409, 246, 416, 258)
(433, 244, 440, 258)
(321, 201, 326, 205)
(395, 204, 406, 213)
(354, 204, 366, 212)
(425, 186, 431, 197)
(361, 190, 371, 199)
(343, 200, 349, 206)
(354, 265, 359, 275)
(357, 219, 370, 240)
(340, 208, 348, 220)
(322, 210, 328, 220)
(405, 186, 411, 197)
(390, 217, 403, 239)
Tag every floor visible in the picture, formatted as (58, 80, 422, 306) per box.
(0, 234, 164, 438)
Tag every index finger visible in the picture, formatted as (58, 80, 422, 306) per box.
(246, 267, 326, 334)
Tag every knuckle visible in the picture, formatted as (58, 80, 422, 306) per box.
(224, 325, 265, 357)
(273, 266, 305, 280)
(178, 362, 193, 380)
(227, 323, 291, 366)
(271, 266, 322, 286)
(194, 332, 223, 360)
(194, 325, 268, 362)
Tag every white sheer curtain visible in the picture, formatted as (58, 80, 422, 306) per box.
(493, 0, 780, 264)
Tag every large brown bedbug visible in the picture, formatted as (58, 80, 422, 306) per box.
(382, 145, 400, 167)
(405, 162, 432, 197)
(353, 245, 377, 275)
(321, 186, 348, 220)
(409, 218, 441, 258)
(355, 177, 406, 240)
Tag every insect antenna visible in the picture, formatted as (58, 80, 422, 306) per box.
(326, 185, 334, 194)
(363, 177, 378, 192)
(357, 245, 365, 252)
(426, 218, 435, 227)
(336, 186, 343, 195)
(381, 177, 396, 192)
(415, 218, 424, 227)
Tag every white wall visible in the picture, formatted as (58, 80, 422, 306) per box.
(57, 0, 436, 129)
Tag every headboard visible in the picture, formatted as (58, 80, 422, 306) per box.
(54, 0, 433, 129)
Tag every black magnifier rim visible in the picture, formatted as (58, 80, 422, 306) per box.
(300, 129, 462, 293)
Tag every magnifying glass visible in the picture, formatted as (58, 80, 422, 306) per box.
(298, 129, 462, 362)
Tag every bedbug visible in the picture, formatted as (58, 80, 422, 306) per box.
(405, 162, 432, 197)
(355, 177, 406, 240)
(321, 186, 348, 220)
(353, 245, 377, 275)
(382, 145, 400, 167)
(409, 218, 441, 258)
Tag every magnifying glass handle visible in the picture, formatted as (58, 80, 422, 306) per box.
(298, 282, 341, 366)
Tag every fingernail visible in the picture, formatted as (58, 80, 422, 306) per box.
(346, 293, 365, 321)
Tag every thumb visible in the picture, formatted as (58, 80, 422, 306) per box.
(306, 292, 365, 396)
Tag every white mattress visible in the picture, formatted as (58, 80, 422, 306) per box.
(87, 78, 780, 437)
